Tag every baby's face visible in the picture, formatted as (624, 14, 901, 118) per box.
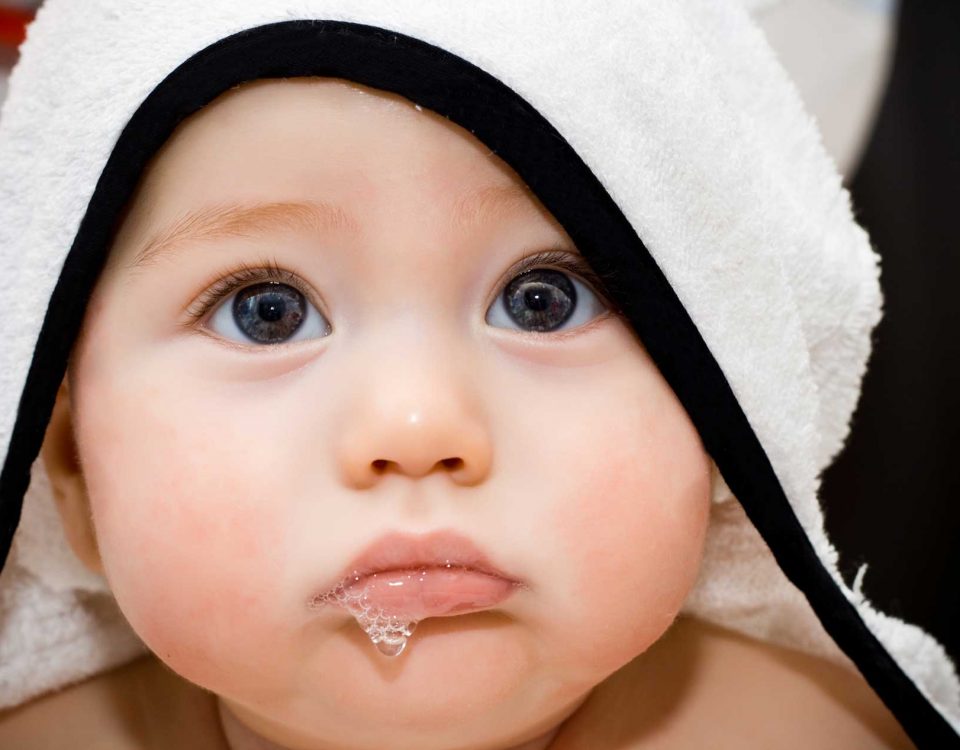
(67, 79, 712, 748)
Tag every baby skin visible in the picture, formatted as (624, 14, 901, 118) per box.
(0, 79, 913, 749)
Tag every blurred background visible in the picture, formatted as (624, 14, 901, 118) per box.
(0, 1, 34, 102)
(1, 0, 957, 660)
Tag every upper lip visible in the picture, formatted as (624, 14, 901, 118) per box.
(329, 530, 521, 591)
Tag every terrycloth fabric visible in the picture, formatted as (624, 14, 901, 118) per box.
(0, 0, 956, 744)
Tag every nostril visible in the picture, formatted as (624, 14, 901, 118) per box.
(369, 457, 463, 476)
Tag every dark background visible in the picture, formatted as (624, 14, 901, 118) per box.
(822, 0, 960, 662)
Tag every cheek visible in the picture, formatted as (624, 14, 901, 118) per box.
(75, 375, 288, 691)
(546, 378, 711, 677)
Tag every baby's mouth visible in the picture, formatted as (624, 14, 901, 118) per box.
(308, 529, 526, 620)
(307, 530, 526, 657)
(309, 530, 526, 657)
(311, 564, 524, 657)
(325, 565, 522, 620)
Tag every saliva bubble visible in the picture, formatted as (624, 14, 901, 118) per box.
(319, 581, 419, 658)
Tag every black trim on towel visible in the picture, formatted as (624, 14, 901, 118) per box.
(0, 19, 954, 747)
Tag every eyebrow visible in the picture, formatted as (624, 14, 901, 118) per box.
(128, 183, 537, 268)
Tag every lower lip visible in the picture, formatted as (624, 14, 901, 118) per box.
(337, 567, 519, 619)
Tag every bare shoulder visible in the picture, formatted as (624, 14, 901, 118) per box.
(0, 655, 154, 749)
(0, 654, 225, 750)
(556, 616, 916, 750)
(676, 617, 916, 748)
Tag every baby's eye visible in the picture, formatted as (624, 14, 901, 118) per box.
(485, 267, 609, 333)
(206, 281, 331, 345)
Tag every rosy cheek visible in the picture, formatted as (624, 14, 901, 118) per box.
(78, 388, 286, 687)
(548, 409, 710, 676)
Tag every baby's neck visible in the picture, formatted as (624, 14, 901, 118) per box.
(216, 697, 569, 750)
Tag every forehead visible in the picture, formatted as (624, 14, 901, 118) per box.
(108, 77, 563, 271)
(134, 78, 526, 217)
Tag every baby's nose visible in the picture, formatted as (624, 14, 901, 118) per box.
(338, 407, 493, 489)
(333, 348, 493, 490)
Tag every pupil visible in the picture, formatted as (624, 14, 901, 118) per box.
(524, 288, 550, 312)
(504, 269, 576, 332)
(233, 282, 306, 344)
(258, 296, 285, 322)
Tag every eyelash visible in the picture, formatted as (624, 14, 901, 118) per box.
(499, 249, 615, 309)
(184, 250, 617, 326)
(185, 259, 314, 323)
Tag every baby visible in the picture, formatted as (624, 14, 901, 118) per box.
(0, 3, 955, 749)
